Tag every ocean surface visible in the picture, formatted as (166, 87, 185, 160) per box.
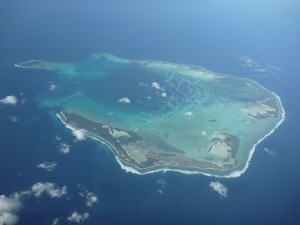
(0, 0, 300, 225)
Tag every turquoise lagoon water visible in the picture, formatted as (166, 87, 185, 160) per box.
(1, 0, 299, 224)
(18, 53, 284, 176)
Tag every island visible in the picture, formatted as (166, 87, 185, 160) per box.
(16, 53, 285, 177)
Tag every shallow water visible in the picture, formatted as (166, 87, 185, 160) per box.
(0, 1, 299, 224)
(17, 53, 284, 176)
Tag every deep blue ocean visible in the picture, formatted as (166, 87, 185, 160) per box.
(0, 1, 300, 224)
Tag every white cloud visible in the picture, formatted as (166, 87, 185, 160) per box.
(13, 182, 67, 200)
(201, 131, 207, 136)
(0, 195, 22, 225)
(263, 147, 275, 157)
(240, 55, 282, 75)
(2, 183, 68, 225)
(156, 179, 167, 195)
(67, 212, 89, 224)
(49, 84, 56, 90)
(267, 65, 282, 72)
(151, 82, 162, 90)
(151, 82, 167, 97)
(139, 82, 149, 87)
(86, 195, 98, 207)
(118, 97, 131, 104)
(79, 190, 98, 207)
(184, 112, 193, 117)
(52, 218, 61, 225)
(157, 179, 167, 188)
(209, 181, 228, 197)
(30, 182, 68, 198)
(254, 68, 267, 73)
(157, 189, 163, 194)
(0, 96, 18, 106)
(240, 55, 259, 68)
(72, 129, 86, 141)
(8, 116, 19, 122)
(55, 134, 62, 141)
(58, 143, 70, 154)
(161, 92, 167, 97)
(37, 162, 57, 171)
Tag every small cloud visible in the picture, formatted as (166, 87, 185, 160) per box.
(267, 65, 282, 72)
(139, 82, 149, 87)
(157, 179, 166, 188)
(52, 218, 61, 225)
(157, 189, 163, 194)
(0, 95, 18, 105)
(201, 131, 207, 136)
(161, 92, 167, 97)
(4, 183, 68, 225)
(240, 55, 282, 76)
(72, 129, 86, 141)
(20, 99, 26, 105)
(0, 195, 22, 225)
(254, 68, 267, 73)
(85, 194, 98, 207)
(118, 97, 131, 104)
(8, 116, 19, 122)
(49, 84, 56, 90)
(55, 134, 62, 141)
(151, 82, 167, 97)
(209, 181, 228, 198)
(156, 179, 167, 194)
(240, 55, 259, 68)
(184, 112, 193, 117)
(146, 96, 152, 100)
(79, 190, 98, 207)
(30, 182, 68, 198)
(151, 82, 162, 90)
(58, 143, 70, 154)
(263, 147, 275, 157)
(102, 125, 109, 129)
(67, 211, 89, 224)
(36, 162, 57, 171)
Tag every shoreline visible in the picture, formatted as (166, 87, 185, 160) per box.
(14, 60, 52, 69)
(56, 113, 219, 176)
(56, 91, 285, 178)
(225, 91, 286, 178)
(15, 53, 284, 97)
(19, 53, 286, 178)
(23, 53, 284, 178)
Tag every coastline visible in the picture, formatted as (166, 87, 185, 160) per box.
(56, 88, 285, 178)
(56, 112, 218, 177)
(225, 92, 286, 177)
(14, 60, 53, 70)
(22, 53, 285, 178)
